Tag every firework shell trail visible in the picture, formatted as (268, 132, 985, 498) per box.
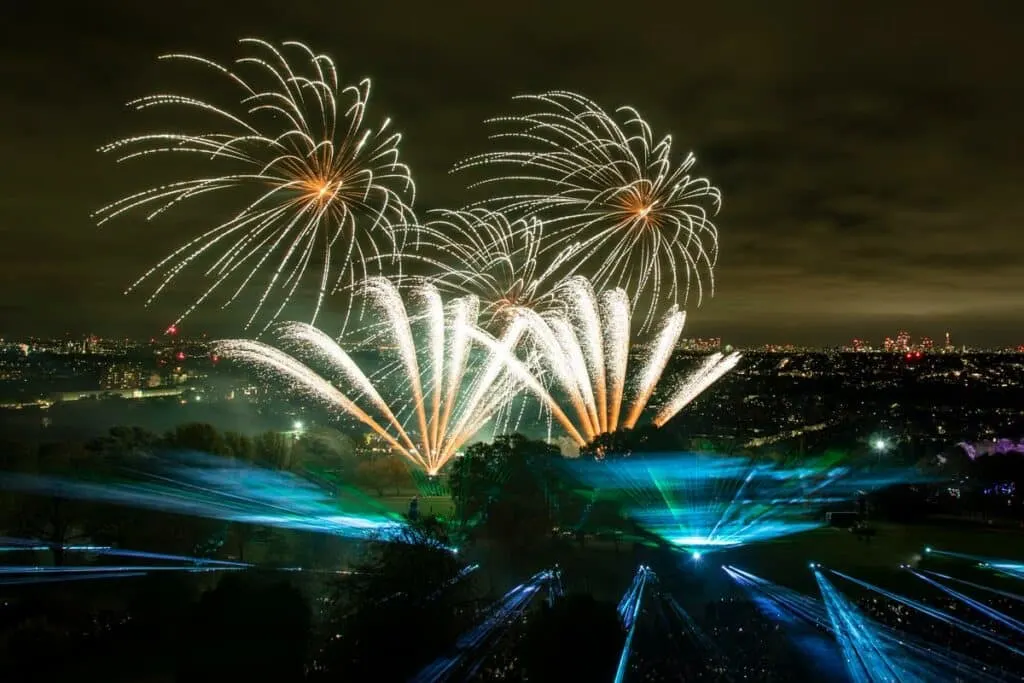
(94, 39, 416, 332)
(456, 90, 720, 330)
(508, 277, 740, 447)
(215, 278, 524, 475)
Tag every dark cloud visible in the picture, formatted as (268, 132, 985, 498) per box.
(1, 0, 1023, 345)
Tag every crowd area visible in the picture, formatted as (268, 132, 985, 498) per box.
(855, 591, 1024, 677)
(462, 585, 1024, 682)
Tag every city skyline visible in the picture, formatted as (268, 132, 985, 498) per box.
(1, 325, 1019, 352)
(2, 2, 1023, 344)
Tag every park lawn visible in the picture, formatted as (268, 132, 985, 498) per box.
(377, 492, 455, 519)
(719, 520, 1024, 594)
(464, 520, 1024, 601)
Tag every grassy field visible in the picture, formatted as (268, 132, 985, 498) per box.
(375, 492, 455, 518)
(460, 519, 1024, 603)
(345, 485, 1024, 602)
(721, 520, 1024, 593)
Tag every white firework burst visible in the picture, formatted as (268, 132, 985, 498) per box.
(215, 278, 536, 475)
(409, 208, 578, 328)
(456, 90, 720, 330)
(95, 38, 416, 331)
(474, 277, 740, 446)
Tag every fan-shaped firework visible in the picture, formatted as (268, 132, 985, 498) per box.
(477, 277, 740, 446)
(215, 278, 552, 474)
(456, 91, 720, 330)
(409, 208, 578, 327)
(95, 38, 416, 331)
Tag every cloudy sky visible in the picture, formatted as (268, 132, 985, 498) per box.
(1, 1, 1022, 345)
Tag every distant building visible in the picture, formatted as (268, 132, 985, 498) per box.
(51, 387, 184, 403)
(895, 330, 911, 352)
(100, 363, 145, 390)
(678, 337, 722, 352)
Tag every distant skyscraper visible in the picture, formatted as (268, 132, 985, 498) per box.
(895, 329, 911, 352)
(101, 363, 144, 390)
(944, 331, 953, 352)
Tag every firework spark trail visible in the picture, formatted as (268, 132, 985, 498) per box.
(95, 39, 416, 331)
(406, 208, 579, 327)
(653, 351, 742, 427)
(507, 277, 739, 446)
(466, 325, 586, 446)
(216, 279, 522, 474)
(405, 208, 578, 436)
(624, 309, 687, 428)
(456, 91, 720, 330)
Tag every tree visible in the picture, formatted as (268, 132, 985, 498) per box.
(292, 427, 356, 469)
(354, 456, 411, 496)
(449, 445, 496, 526)
(254, 431, 293, 470)
(176, 573, 311, 683)
(223, 431, 255, 462)
(9, 441, 104, 565)
(518, 594, 624, 681)
(450, 434, 561, 546)
(86, 425, 159, 462)
(578, 425, 686, 460)
(164, 423, 228, 456)
(227, 522, 273, 563)
(314, 520, 471, 681)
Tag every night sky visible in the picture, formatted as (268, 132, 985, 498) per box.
(2, 1, 1022, 346)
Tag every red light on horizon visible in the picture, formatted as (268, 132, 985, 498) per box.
(176, 351, 186, 361)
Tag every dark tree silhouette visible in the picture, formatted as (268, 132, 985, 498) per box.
(518, 594, 624, 681)
(164, 422, 229, 455)
(8, 441, 104, 565)
(314, 519, 471, 681)
(253, 430, 293, 470)
(450, 434, 562, 545)
(176, 573, 311, 683)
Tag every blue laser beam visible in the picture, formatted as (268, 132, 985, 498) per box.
(831, 570, 1024, 659)
(411, 569, 558, 683)
(614, 565, 655, 683)
(0, 452, 407, 541)
(724, 566, 1014, 683)
(910, 570, 1024, 636)
(565, 452, 927, 552)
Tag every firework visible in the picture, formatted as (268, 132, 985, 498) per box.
(409, 208, 578, 327)
(486, 277, 740, 446)
(215, 278, 529, 474)
(456, 91, 720, 330)
(95, 39, 416, 331)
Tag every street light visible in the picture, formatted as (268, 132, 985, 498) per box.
(872, 437, 888, 465)
(293, 420, 304, 431)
